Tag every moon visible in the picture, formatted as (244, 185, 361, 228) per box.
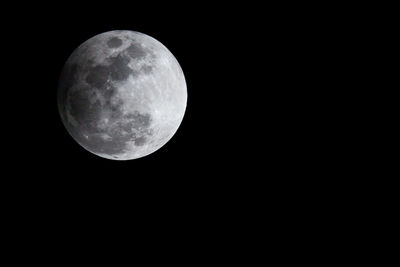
(57, 30, 187, 160)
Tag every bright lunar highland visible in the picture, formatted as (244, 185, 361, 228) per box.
(57, 30, 187, 160)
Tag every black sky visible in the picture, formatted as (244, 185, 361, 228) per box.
(0, 3, 354, 242)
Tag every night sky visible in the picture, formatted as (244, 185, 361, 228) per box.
(1, 3, 349, 256)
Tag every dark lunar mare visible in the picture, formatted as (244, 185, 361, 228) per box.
(107, 37, 122, 48)
(86, 54, 132, 86)
(108, 54, 132, 81)
(126, 44, 147, 59)
(85, 65, 109, 88)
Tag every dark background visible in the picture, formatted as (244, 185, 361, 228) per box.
(1, 2, 364, 256)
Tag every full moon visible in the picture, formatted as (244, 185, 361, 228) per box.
(58, 30, 187, 160)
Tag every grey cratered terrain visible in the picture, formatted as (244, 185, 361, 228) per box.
(58, 30, 187, 160)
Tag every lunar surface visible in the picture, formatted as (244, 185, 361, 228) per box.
(58, 30, 187, 160)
